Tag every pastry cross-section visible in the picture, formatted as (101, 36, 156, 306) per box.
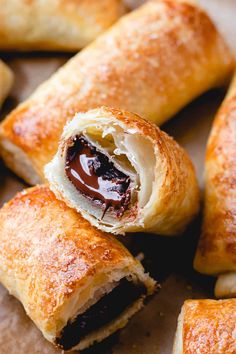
(0, 185, 156, 351)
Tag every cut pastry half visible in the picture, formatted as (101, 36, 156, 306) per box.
(0, 60, 14, 108)
(0, 185, 156, 351)
(194, 73, 236, 298)
(173, 299, 236, 354)
(45, 107, 199, 235)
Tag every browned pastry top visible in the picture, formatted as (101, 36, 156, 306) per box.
(0, 185, 134, 333)
(182, 299, 236, 354)
(194, 77, 236, 275)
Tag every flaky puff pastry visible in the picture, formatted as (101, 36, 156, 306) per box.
(173, 299, 236, 354)
(0, 0, 127, 51)
(0, 60, 14, 108)
(45, 106, 199, 235)
(0, 185, 156, 351)
(194, 73, 236, 299)
(0, 0, 234, 185)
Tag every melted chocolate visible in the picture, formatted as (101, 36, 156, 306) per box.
(65, 135, 131, 217)
(56, 278, 146, 350)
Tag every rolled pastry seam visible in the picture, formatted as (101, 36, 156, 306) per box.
(173, 299, 236, 354)
(0, 0, 127, 51)
(0, 60, 14, 107)
(0, 185, 156, 351)
(0, 0, 234, 185)
(194, 73, 236, 298)
(45, 106, 199, 235)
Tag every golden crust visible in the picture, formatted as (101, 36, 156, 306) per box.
(0, 60, 14, 107)
(194, 74, 236, 276)
(178, 299, 236, 354)
(0, 185, 154, 346)
(0, 0, 234, 184)
(46, 106, 200, 235)
(0, 0, 126, 51)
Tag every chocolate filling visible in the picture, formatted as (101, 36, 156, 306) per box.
(56, 278, 146, 350)
(65, 135, 131, 218)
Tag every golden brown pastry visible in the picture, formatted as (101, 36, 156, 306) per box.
(173, 299, 236, 354)
(0, 0, 234, 185)
(45, 106, 199, 235)
(194, 73, 236, 298)
(0, 60, 14, 108)
(0, 0, 127, 51)
(0, 185, 156, 351)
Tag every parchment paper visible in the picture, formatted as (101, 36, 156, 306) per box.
(0, 1, 235, 353)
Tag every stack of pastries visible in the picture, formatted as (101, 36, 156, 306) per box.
(0, 0, 235, 352)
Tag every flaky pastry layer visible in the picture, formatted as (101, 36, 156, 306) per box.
(45, 106, 199, 235)
(0, 0, 126, 51)
(173, 299, 236, 354)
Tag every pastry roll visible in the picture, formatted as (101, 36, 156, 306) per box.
(194, 73, 236, 298)
(45, 106, 199, 235)
(0, 0, 234, 185)
(0, 0, 127, 51)
(0, 60, 14, 108)
(0, 185, 156, 351)
(173, 299, 236, 354)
